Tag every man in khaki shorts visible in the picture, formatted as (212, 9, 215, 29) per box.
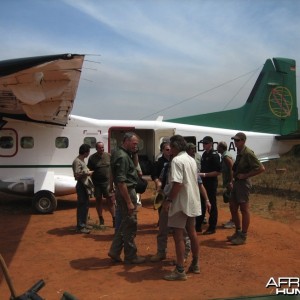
(88, 142, 115, 227)
(163, 135, 201, 281)
(229, 132, 265, 245)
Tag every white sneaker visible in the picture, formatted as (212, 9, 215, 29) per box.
(136, 193, 142, 207)
(223, 221, 235, 229)
(164, 268, 187, 281)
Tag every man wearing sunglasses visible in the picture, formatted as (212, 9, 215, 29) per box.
(229, 132, 265, 245)
(150, 141, 172, 262)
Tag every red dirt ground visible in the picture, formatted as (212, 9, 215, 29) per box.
(0, 190, 299, 300)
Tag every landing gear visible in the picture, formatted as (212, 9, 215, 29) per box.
(32, 190, 57, 214)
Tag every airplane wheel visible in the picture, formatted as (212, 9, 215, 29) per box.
(32, 190, 57, 214)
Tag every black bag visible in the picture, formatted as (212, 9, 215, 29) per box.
(135, 177, 148, 194)
(223, 189, 231, 203)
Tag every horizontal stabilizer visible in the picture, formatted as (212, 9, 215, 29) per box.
(275, 133, 300, 141)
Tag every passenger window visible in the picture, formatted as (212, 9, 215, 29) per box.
(21, 137, 34, 149)
(138, 139, 144, 151)
(84, 137, 96, 148)
(56, 137, 69, 148)
(0, 136, 13, 149)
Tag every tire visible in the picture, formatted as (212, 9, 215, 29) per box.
(32, 190, 57, 214)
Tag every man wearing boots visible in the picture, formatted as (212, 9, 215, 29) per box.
(228, 132, 265, 245)
(88, 142, 115, 227)
(108, 132, 145, 264)
(163, 135, 201, 281)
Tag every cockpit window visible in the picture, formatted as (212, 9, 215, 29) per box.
(0, 136, 13, 149)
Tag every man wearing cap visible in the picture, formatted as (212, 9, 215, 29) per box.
(197, 136, 221, 235)
(228, 132, 265, 245)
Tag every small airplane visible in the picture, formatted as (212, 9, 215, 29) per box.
(0, 54, 299, 214)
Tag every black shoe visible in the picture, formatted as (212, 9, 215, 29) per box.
(124, 256, 146, 264)
(99, 216, 105, 225)
(108, 252, 122, 262)
(195, 226, 202, 233)
(203, 229, 216, 235)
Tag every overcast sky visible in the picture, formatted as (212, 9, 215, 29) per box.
(1, 0, 300, 120)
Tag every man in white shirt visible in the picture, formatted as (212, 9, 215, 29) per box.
(163, 135, 201, 281)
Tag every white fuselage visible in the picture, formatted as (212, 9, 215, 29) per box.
(0, 114, 293, 197)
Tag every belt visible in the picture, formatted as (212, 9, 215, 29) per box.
(127, 185, 136, 190)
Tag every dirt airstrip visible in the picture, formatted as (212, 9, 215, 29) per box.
(0, 190, 299, 300)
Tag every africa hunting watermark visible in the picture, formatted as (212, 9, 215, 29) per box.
(266, 277, 300, 295)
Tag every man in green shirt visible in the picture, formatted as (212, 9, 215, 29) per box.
(108, 132, 145, 264)
(229, 132, 265, 245)
(88, 142, 115, 227)
(72, 144, 94, 234)
(217, 141, 234, 229)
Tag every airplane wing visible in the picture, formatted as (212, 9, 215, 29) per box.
(275, 132, 300, 140)
(0, 53, 85, 125)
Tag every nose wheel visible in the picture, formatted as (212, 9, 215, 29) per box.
(32, 190, 57, 214)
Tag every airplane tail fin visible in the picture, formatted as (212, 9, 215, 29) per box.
(167, 58, 298, 135)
